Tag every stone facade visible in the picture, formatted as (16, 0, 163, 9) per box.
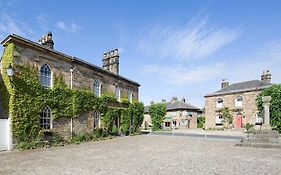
(1, 33, 140, 137)
(142, 97, 201, 129)
(205, 90, 261, 129)
(204, 72, 272, 129)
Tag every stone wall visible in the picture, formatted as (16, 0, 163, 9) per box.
(9, 38, 139, 137)
(166, 110, 198, 129)
(14, 42, 139, 100)
(142, 110, 199, 129)
(205, 90, 261, 129)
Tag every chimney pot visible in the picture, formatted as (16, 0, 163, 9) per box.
(261, 70, 271, 83)
(221, 79, 229, 89)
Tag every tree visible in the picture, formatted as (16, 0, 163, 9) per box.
(256, 84, 281, 133)
(149, 103, 166, 131)
(217, 107, 233, 129)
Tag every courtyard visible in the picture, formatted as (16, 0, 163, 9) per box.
(0, 135, 280, 175)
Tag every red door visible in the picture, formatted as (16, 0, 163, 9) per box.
(235, 115, 242, 128)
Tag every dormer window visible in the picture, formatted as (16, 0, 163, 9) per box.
(216, 98, 223, 108)
(235, 96, 243, 107)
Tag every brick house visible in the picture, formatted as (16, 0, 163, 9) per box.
(143, 97, 201, 129)
(0, 32, 140, 150)
(204, 71, 272, 129)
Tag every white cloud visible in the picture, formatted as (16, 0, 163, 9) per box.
(56, 21, 80, 33)
(0, 14, 27, 37)
(142, 63, 225, 85)
(137, 16, 241, 61)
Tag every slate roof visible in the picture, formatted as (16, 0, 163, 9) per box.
(144, 101, 200, 113)
(205, 80, 272, 97)
(1, 34, 140, 86)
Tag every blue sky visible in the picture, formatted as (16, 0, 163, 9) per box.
(1, 0, 281, 108)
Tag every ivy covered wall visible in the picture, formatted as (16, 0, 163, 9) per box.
(0, 43, 144, 143)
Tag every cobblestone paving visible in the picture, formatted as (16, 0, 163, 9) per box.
(0, 135, 280, 175)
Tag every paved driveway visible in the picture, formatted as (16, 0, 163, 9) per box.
(0, 135, 280, 175)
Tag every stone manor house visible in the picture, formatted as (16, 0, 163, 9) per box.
(204, 71, 272, 129)
(0, 32, 140, 150)
(143, 97, 201, 129)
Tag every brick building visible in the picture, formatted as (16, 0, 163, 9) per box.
(204, 71, 272, 129)
(0, 32, 140, 150)
(143, 97, 201, 129)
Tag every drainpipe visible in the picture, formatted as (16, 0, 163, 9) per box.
(70, 67, 75, 138)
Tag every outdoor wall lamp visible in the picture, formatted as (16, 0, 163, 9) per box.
(6, 63, 14, 77)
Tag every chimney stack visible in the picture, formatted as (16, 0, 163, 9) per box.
(221, 79, 229, 89)
(181, 97, 186, 103)
(39, 31, 54, 49)
(171, 97, 178, 103)
(102, 49, 119, 75)
(261, 70, 271, 83)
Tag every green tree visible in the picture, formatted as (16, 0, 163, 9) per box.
(149, 103, 166, 131)
(256, 84, 281, 133)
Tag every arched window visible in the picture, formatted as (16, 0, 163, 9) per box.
(93, 110, 101, 128)
(216, 98, 223, 108)
(235, 96, 243, 107)
(115, 85, 121, 102)
(40, 106, 52, 129)
(93, 79, 101, 97)
(40, 64, 51, 87)
(128, 89, 133, 103)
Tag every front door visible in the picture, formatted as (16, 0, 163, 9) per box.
(235, 115, 242, 128)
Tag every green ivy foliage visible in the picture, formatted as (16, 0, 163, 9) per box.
(149, 103, 166, 131)
(256, 84, 281, 132)
(1, 43, 144, 143)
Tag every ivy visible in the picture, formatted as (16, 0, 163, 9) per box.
(149, 103, 166, 131)
(0, 43, 144, 143)
(256, 84, 281, 133)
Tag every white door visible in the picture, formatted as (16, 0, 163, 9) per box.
(0, 119, 10, 151)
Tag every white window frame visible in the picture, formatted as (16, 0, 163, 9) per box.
(93, 79, 101, 97)
(216, 98, 223, 108)
(40, 64, 52, 88)
(115, 85, 121, 102)
(255, 113, 263, 125)
(40, 106, 52, 129)
(235, 96, 243, 107)
(215, 114, 223, 125)
(93, 110, 101, 128)
(128, 89, 133, 103)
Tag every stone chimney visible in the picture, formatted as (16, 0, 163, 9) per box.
(102, 49, 119, 75)
(221, 79, 229, 89)
(171, 97, 178, 103)
(261, 70, 271, 83)
(39, 32, 54, 49)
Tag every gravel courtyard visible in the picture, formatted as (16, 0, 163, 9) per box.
(0, 135, 280, 175)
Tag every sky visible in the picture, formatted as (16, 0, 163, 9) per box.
(0, 0, 281, 108)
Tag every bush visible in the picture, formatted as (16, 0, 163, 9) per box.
(111, 125, 119, 135)
(149, 103, 166, 131)
(197, 116, 205, 128)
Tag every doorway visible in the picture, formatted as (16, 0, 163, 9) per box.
(235, 114, 242, 128)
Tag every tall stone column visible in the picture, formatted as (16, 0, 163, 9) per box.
(262, 96, 271, 126)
